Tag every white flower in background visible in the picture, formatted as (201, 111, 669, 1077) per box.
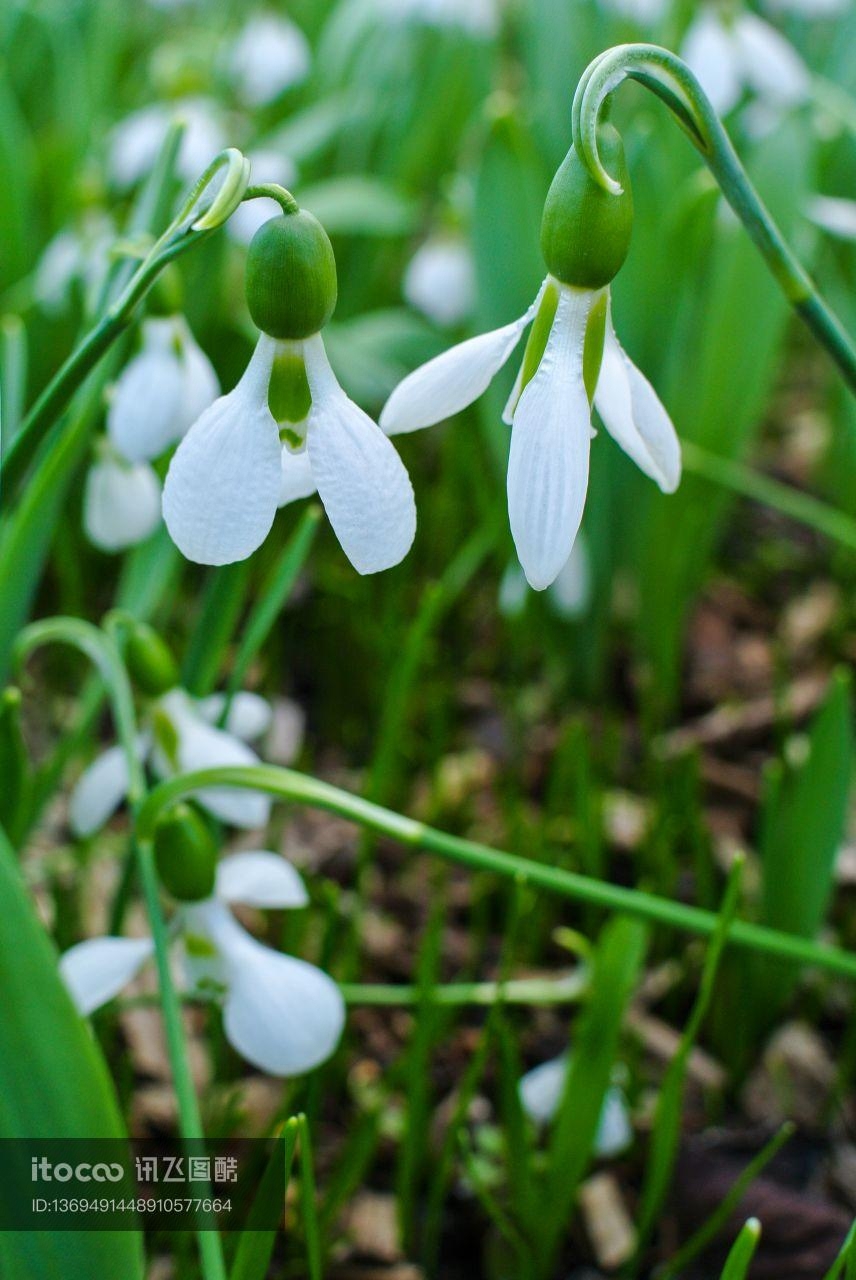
(764, 0, 848, 15)
(60, 852, 345, 1076)
(108, 98, 226, 188)
(381, 278, 679, 590)
(108, 316, 219, 462)
(499, 535, 591, 620)
(375, 0, 498, 36)
(34, 214, 115, 314)
(403, 234, 476, 328)
(228, 151, 299, 245)
(519, 1054, 633, 1157)
(69, 688, 287, 836)
(681, 7, 810, 117)
(163, 333, 416, 573)
(808, 195, 856, 240)
(83, 446, 162, 553)
(228, 13, 311, 106)
(597, 0, 669, 23)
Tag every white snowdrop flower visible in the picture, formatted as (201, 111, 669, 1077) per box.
(499, 536, 592, 619)
(382, 279, 679, 591)
(519, 1054, 633, 1157)
(107, 316, 218, 464)
(69, 687, 275, 837)
(228, 14, 311, 106)
(108, 99, 226, 189)
(163, 207, 416, 574)
(404, 234, 476, 328)
(60, 852, 345, 1076)
(83, 448, 162, 553)
(228, 150, 298, 245)
(808, 195, 856, 241)
(681, 7, 810, 117)
(34, 214, 115, 314)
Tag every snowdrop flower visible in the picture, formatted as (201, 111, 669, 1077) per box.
(403, 234, 476, 328)
(108, 316, 219, 463)
(808, 195, 856, 241)
(228, 14, 311, 106)
(520, 1054, 633, 1157)
(60, 852, 345, 1076)
(164, 203, 416, 572)
(69, 688, 281, 837)
(34, 214, 115, 315)
(499, 535, 591, 620)
(83, 443, 162, 553)
(681, 7, 810, 118)
(228, 150, 298, 245)
(382, 126, 679, 590)
(108, 98, 226, 189)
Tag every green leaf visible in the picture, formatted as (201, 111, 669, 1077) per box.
(0, 826, 145, 1280)
(720, 1217, 762, 1280)
(299, 176, 417, 236)
(229, 1119, 299, 1280)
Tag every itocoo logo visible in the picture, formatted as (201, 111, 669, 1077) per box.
(31, 1157, 123, 1183)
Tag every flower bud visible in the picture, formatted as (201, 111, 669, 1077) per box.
(125, 623, 180, 697)
(540, 124, 633, 289)
(153, 802, 217, 901)
(245, 211, 338, 340)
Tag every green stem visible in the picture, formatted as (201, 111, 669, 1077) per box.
(573, 44, 856, 395)
(137, 765, 856, 981)
(243, 183, 300, 215)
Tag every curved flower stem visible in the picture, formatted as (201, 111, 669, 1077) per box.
(243, 182, 300, 215)
(572, 43, 856, 395)
(138, 765, 856, 982)
(2, 148, 249, 495)
(16, 619, 227, 1280)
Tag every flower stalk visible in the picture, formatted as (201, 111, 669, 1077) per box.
(572, 43, 856, 395)
(138, 764, 856, 982)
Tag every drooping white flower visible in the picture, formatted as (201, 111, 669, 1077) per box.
(519, 1054, 633, 1157)
(499, 535, 591, 620)
(68, 688, 290, 837)
(163, 333, 416, 573)
(681, 7, 810, 117)
(403, 234, 476, 328)
(108, 99, 226, 189)
(108, 316, 219, 463)
(83, 448, 162, 552)
(228, 150, 298, 245)
(228, 14, 311, 106)
(808, 195, 856, 241)
(60, 852, 345, 1076)
(381, 278, 679, 590)
(34, 214, 115, 315)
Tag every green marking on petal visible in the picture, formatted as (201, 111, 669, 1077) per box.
(583, 291, 608, 403)
(184, 931, 219, 959)
(269, 348, 312, 425)
(516, 280, 561, 404)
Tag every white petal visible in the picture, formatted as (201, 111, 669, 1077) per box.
(108, 323, 186, 461)
(403, 236, 476, 328)
(278, 444, 318, 507)
(108, 106, 168, 188)
(304, 334, 416, 574)
(549, 536, 591, 618)
(155, 690, 272, 829)
(188, 900, 344, 1075)
(681, 12, 743, 116)
(176, 321, 220, 433)
(596, 1086, 633, 1158)
(162, 336, 281, 565)
(69, 741, 143, 837)
(216, 852, 308, 908)
(379, 299, 539, 436)
(60, 936, 154, 1015)
(808, 195, 856, 241)
(195, 692, 273, 742)
(84, 456, 162, 552)
(519, 1054, 569, 1124)
(735, 14, 810, 105)
(229, 15, 311, 105)
(594, 315, 681, 494)
(507, 287, 595, 591)
(497, 561, 529, 619)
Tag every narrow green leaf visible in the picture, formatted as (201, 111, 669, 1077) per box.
(720, 1217, 762, 1280)
(229, 1118, 299, 1280)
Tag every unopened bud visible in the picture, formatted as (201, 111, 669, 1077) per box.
(245, 210, 338, 340)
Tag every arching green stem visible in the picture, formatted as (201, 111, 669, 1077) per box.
(572, 44, 856, 395)
(243, 183, 300, 215)
(138, 764, 856, 982)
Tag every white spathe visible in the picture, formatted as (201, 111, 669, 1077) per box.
(108, 317, 219, 463)
(229, 14, 311, 105)
(381, 275, 679, 591)
(403, 235, 476, 328)
(69, 689, 273, 836)
(83, 454, 162, 553)
(164, 330, 416, 575)
(681, 8, 809, 116)
(60, 854, 344, 1077)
